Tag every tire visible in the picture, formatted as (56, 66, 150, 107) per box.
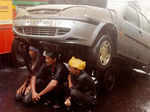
(103, 67, 117, 91)
(11, 38, 28, 67)
(96, 34, 115, 69)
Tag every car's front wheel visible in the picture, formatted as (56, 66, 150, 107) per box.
(97, 35, 114, 69)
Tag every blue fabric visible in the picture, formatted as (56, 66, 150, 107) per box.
(29, 46, 39, 53)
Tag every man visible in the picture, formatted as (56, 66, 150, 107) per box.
(64, 57, 96, 111)
(16, 46, 42, 102)
(23, 51, 69, 107)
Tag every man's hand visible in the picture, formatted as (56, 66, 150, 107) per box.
(17, 83, 26, 95)
(31, 75, 39, 102)
(39, 80, 58, 97)
(64, 97, 71, 107)
(24, 85, 31, 95)
(32, 91, 40, 102)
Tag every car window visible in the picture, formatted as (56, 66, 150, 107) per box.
(123, 7, 140, 27)
(139, 13, 150, 33)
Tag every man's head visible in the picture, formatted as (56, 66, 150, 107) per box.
(28, 46, 39, 59)
(68, 57, 86, 75)
(45, 51, 58, 66)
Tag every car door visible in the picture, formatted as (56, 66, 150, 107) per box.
(138, 13, 150, 65)
(119, 6, 144, 64)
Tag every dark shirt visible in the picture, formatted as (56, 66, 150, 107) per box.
(31, 55, 44, 74)
(71, 71, 96, 93)
(25, 54, 44, 84)
(35, 62, 69, 86)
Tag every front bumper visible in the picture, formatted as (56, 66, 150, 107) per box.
(13, 18, 97, 46)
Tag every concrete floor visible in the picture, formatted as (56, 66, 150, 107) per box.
(0, 66, 150, 112)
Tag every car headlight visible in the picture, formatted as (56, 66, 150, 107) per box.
(16, 7, 29, 18)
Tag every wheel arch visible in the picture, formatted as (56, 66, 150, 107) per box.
(92, 22, 118, 54)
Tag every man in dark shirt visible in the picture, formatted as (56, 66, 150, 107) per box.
(24, 51, 69, 107)
(15, 46, 42, 102)
(64, 57, 96, 111)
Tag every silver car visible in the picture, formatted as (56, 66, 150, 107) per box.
(13, 0, 150, 90)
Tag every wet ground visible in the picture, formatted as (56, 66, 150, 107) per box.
(0, 65, 150, 112)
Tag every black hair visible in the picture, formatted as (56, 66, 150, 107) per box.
(45, 51, 58, 59)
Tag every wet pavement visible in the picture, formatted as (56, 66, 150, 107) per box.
(0, 67, 150, 112)
(97, 70, 150, 112)
(0, 68, 55, 112)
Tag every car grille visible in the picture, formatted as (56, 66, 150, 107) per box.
(15, 26, 70, 36)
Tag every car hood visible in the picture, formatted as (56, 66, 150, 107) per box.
(26, 5, 91, 18)
(26, 4, 79, 11)
(17, 4, 109, 22)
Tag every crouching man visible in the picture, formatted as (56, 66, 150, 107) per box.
(30, 51, 69, 108)
(16, 51, 69, 108)
(16, 46, 42, 102)
(65, 57, 96, 111)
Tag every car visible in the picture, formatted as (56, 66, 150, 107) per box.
(12, 0, 150, 90)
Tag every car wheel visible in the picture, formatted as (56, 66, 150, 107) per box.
(103, 67, 116, 91)
(97, 35, 114, 69)
(11, 38, 28, 67)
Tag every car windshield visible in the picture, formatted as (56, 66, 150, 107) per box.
(48, 0, 107, 8)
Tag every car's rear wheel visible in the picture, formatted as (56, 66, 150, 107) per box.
(97, 34, 114, 69)
(103, 67, 117, 91)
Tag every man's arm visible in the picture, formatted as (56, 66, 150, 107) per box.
(31, 75, 41, 101)
(31, 75, 37, 93)
(30, 61, 45, 93)
(21, 78, 28, 86)
(64, 74, 72, 104)
(39, 80, 58, 97)
(68, 74, 73, 88)
(64, 74, 72, 107)
(31, 55, 41, 71)
(17, 74, 31, 95)
(16, 79, 28, 95)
